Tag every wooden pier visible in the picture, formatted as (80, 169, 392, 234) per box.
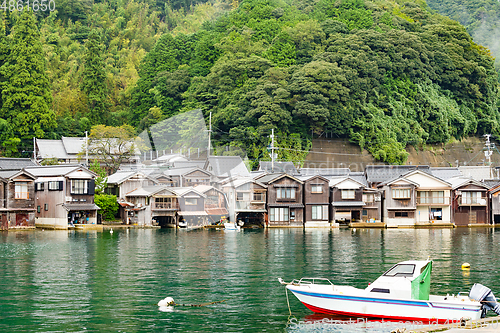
(349, 222, 386, 228)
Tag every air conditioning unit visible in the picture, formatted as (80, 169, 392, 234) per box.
(66, 196, 72, 202)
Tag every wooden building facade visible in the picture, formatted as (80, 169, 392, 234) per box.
(300, 175, 330, 227)
(452, 179, 489, 226)
(28, 166, 99, 229)
(259, 174, 304, 227)
(0, 170, 36, 230)
(330, 177, 366, 225)
(222, 178, 267, 226)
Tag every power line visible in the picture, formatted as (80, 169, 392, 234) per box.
(276, 147, 365, 156)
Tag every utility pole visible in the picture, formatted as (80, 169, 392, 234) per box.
(33, 137, 36, 162)
(85, 131, 89, 166)
(484, 134, 493, 178)
(271, 128, 275, 172)
(207, 112, 212, 158)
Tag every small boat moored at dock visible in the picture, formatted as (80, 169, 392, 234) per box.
(279, 260, 500, 324)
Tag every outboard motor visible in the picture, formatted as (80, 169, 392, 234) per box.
(469, 283, 500, 317)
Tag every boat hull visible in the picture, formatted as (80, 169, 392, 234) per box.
(288, 286, 482, 324)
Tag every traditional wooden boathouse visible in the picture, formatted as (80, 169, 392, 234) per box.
(449, 177, 490, 226)
(27, 165, 99, 229)
(0, 169, 37, 230)
(257, 173, 304, 227)
(221, 177, 267, 226)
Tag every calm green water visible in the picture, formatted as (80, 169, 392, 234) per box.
(1, 228, 500, 332)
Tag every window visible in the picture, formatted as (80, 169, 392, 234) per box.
(392, 188, 411, 199)
(395, 211, 409, 217)
(383, 264, 415, 277)
(44, 204, 48, 211)
(37, 206, 41, 213)
(71, 180, 87, 194)
(311, 185, 323, 193)
(418, 191, 429, 204)
(15, 182, 28, 199)
(270, 207, 289, 222)
(253, 192, 264, 202)
(462, 192, 482, 205)
(290, 210, 295, 220)
(277, 188, 295, 200)
(206, 195, 219, 206)
(185, 198, 197, 205)
(362, 209, 367, 216)
(237, 192, 250, 201)
(341, 190, 355, 199)
(363, 193, 374, 203)
(418, 191, 444, 204)
(434, 191, 444, 204)
(48, 181, 61, 191)
(312, 206, 324, 220)
(35, 182, 44, 191)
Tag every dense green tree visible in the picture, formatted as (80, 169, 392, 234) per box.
(0, 11, 56, 139)
(81, 29, 110, 125)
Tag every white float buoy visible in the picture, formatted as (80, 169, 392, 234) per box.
(110, 228, 113, 234)
(462, 262, 470, 270)
(158, 297, 175, 307)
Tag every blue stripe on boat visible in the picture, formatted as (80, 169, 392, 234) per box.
(292, 289, 479, 312)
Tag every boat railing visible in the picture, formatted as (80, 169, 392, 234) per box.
(293, 278, 333, 286)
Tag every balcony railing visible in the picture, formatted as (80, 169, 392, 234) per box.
(460, 198, 487, 205)
(235, 201, 265, 210)
(416, 197, 450, 205)
(153, 202, 179, 210)
(15, 192, 29, 199)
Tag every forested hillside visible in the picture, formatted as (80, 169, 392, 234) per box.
(0, 0, 498, 167)
(426, 0, 500, 74)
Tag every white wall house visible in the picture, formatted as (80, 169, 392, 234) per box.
(404, 170, 452, 225)
(379, 170, 452, 228)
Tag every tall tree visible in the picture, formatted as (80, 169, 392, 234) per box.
(0, 10, 56, 139)
(83, 125, 139, 174)
(81, 29, 109, 125)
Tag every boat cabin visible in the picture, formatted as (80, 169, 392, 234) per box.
(366, 261, 431, 300)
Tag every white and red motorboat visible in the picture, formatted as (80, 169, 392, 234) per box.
(279, 260, 500, 324)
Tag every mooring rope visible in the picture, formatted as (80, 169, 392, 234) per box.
(176, 298, 231, 307)
(285, 287, 297, 328)
(158, 297, 234, 308)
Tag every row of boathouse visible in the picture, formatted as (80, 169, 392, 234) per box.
(2, 157, 500, 229)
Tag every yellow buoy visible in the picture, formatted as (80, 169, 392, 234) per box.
(461, 262, 470, 270)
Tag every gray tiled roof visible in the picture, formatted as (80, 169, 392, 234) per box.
(0, 158, 37, 170)
(259, 161, 298, 175)
(256, 173, 285, 184)
(430, 167, 462, 180)
(172, 161, 206, 168)
(106, 171, 136, 185)
(299, 168, 350, 176)
(483, 179, 500, 189)
(36, 139, 72, 159)
(206, 156, 250, 177)
(459, 166, 495, 181)
(0, 170, 20, 179)
(25, 165, 86, 177)
(365, 165, 430, 184)
(61, 137, 86, 154)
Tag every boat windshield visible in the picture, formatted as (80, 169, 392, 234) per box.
(383, 264, 415, 277)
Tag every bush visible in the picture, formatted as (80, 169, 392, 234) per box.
(95, 194, 119, 221)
